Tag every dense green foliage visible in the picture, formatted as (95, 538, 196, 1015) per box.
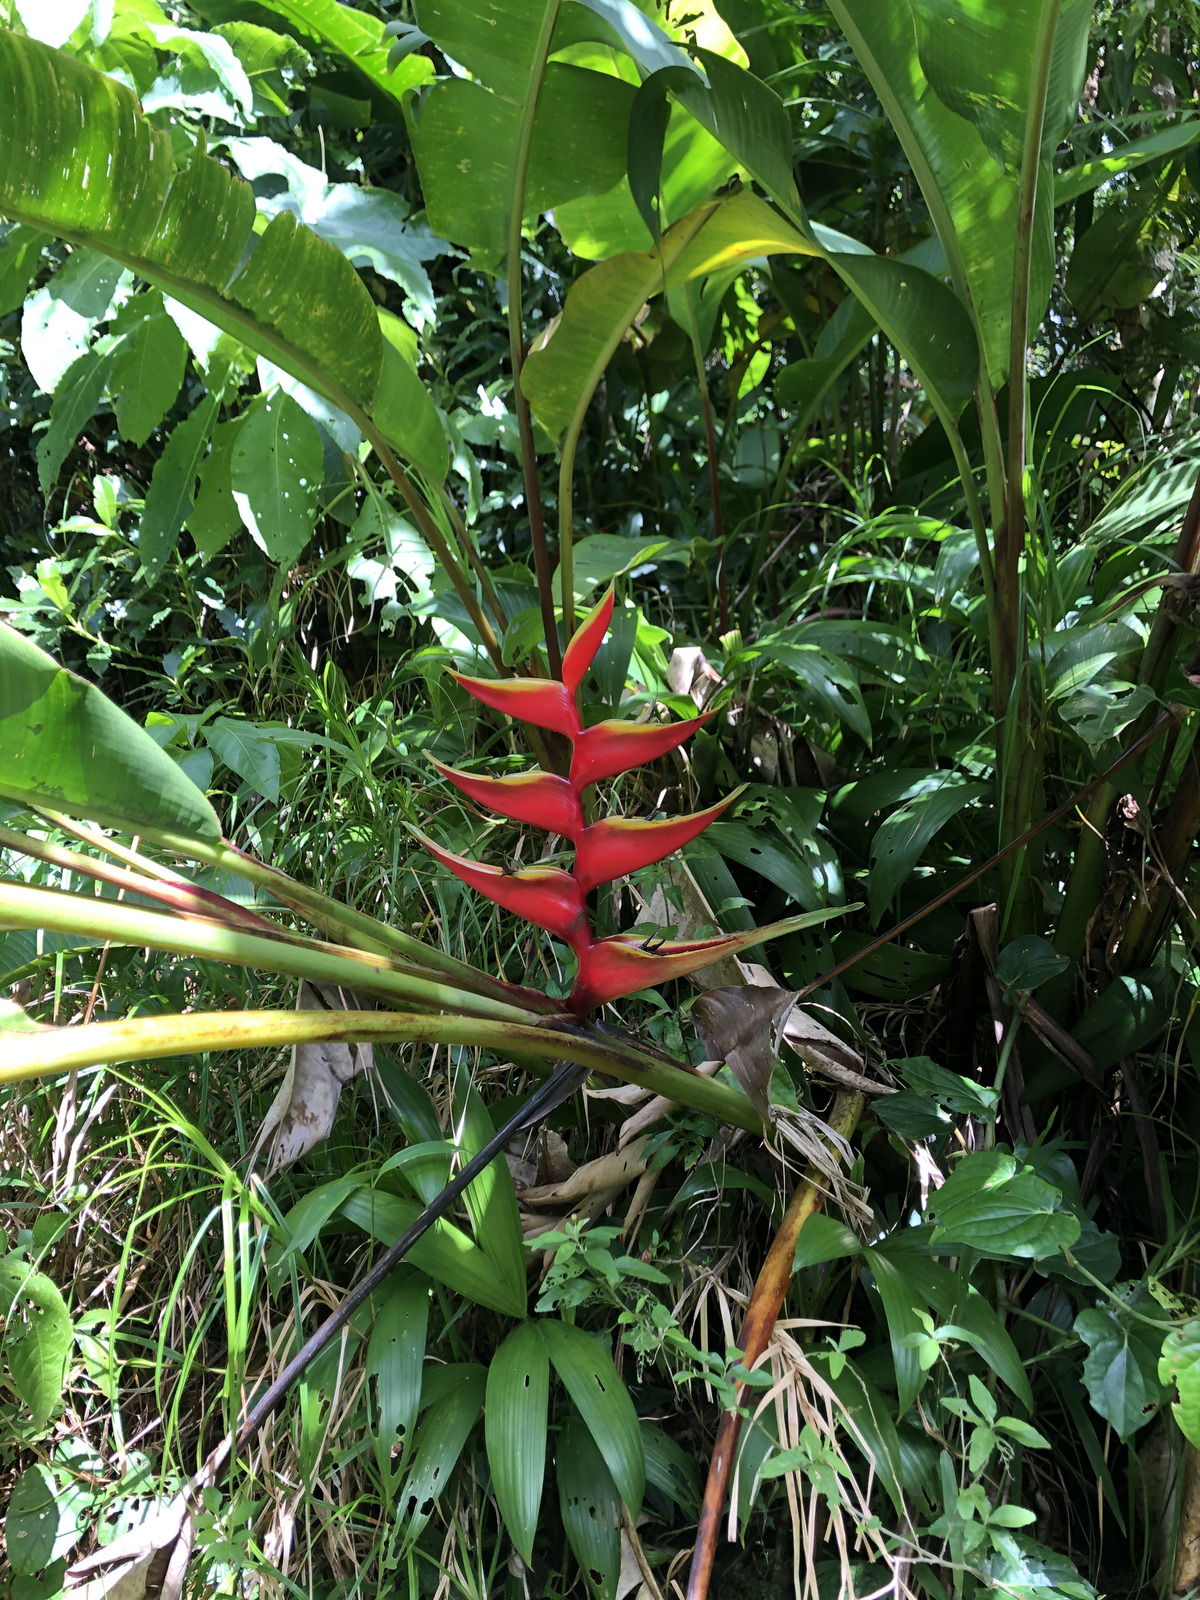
(2, 0, 1200, 1596)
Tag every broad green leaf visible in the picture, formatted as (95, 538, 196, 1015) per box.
(412, 62, 636, 255)
(867, 777, 989, 926)
(1159, 1320, 1200, 1448)
(646, 45, 979, 416)
(231, 388, 322, 566)
(554, 103, 736, 261)
(213, 21, 313, 117)
(0, 622, 221, 841)
(929, 1150, 1081, 1260)
(187, 414, 243, 559)
(1064, 185, 1162, 321)
(485, 1321, 550, 1563)
(190, 0, 434, 116)
(399, 1363, 486, 1546)
(862, 1247, 926, 1415)
(557, 1416, 622, 1600)
(825, 1362, 908, 1514)
(0, 222, 47, 316)
(0, 1255, 72, 1430)
(0, 31, 445, 477)
(640, 1421, 700, 1514)
(452, 1076, 527, 1317)
(909, 0, 1092, 175)
(1071, 969, 1172, 1073)
(139, 389, 222, 583)
(1075, 1300, 1167, 1440)
(4, 1465, 61, 1574)
(108, 289, 188, 446)
(36, 342, 116, 498)
(827, 0, 1019, 386)
(271, 1176, 364, 1279)
(523, 189, 816, 442)
(878, 1243, 1033, 1410)
(704, 821, 831, 915)
(366, 1271, 430, 1495)
(1056, 119, 1200, 206)
(756, 642, 871, 744)
(791, 1213, 862, 1271)
(223, 136, 447, 316)
(543, 1320, 644, 1515)
(340, 1188, 525, 1317)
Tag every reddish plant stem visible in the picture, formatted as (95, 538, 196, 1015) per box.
(685, 1090, 865, 1600)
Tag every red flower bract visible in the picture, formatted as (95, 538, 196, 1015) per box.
(426, 588, 750, 1014)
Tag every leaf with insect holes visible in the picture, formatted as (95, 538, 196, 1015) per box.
(231, 387, 322, 565)
(485, 1323, 550, 1564)
(0, 1254, 72, 1429)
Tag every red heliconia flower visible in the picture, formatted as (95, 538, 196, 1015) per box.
(427, 588, 772, 1015)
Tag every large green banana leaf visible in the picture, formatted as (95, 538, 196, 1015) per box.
(0, 30, 446, 480)
(0, 623, 222, 843)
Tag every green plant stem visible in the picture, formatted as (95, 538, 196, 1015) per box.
(984, 1017, 1022, 1152)
(368, 430, 507, 673)
(0, 880, 547, 1025)
(507, 0, 563, 670)
(0, 823, 280, 938)
(681, 285, 729, 635)
(0, 1007, 763, 1133)
(995, 2, 1061, 926)
(135, 831, 559, 1013)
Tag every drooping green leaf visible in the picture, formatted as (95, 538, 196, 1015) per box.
(0, 222, 47, 316)
(1075, 1299, 1168, 1440)
(523, 189, 817, 442)
(485, 1321, 550, 1564)
(212, 21, 313, 116)
(35, 342, 115, 498)
(543, 1320, 644, 1515)
(187, 414, 243, 559)
(878, 1242, 1033, 1410)
(756, 642, 871, 744)
(340, 1188, 526, 1317)
(108, 289, 188, 446)
(0, 622, 222, 841)
(190, 0, 434, 116)
(1055, 119, 1200, 206)
(867, 777, 989, 926)
(366, 1271, 430, 1496)
(139, 390, 222, 584)
(452, 1076, 527, 1317)
(929, 1150, 1081, 1260)
(1071, 969, 1172, 1072)
(0, 31, 445, 476)
(557, 1415, 622, 1600)
(1159, 1319, 1200, 1448)
(862, 1247, 926, 1415)
(411, 60, 636, 255)
(230, 388, 322, 566)
(0, 1255, 72, 1430)
(791, 1213, 862, 1272)
(398, 1363, 486, 1546)
(4, 1465, 61, 1574)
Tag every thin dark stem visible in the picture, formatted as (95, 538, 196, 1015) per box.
(235, 1059, 589, 1450)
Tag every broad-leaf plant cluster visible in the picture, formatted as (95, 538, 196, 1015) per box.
(1, 0, 1200, 1595)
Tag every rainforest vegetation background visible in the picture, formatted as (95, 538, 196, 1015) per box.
(2, 0, 1200, 1596)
